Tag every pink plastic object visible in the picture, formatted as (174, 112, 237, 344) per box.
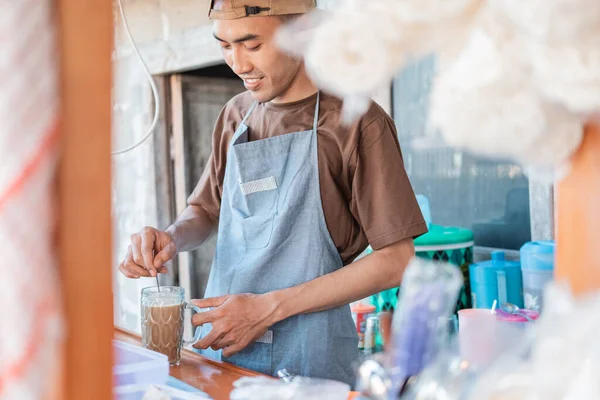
(495, 309, 540, 324)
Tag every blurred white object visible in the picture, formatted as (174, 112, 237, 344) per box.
(501, 0, 600, 115)
(527, 35, 600, 115)
(530, 284, 600, 400)
(142, 386, 172, 400)
(229, 376, 350, 400)
(429, 4, 584, 173)
(500, 0, 600, 41)
(115, 384, 211, 400)
(275, 0, 596, 177)
(304, 10, 398, 96)
(384, 0, 486, 58)
(467, 282, 600, 400)
(0, 1, 64, 399)
(277, 0, 484, 124)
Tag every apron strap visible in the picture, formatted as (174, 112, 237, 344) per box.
(231, 101, 258, 146)
(241, 101, 258, 125)
(312, 91, 320, 133)
(238, 92, 318, 138)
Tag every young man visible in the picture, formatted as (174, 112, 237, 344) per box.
(118, 0, 427, 386)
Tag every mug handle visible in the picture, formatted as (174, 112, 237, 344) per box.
(183, 302, 203, 347)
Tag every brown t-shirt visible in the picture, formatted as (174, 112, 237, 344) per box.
(188, 91, 427, 264)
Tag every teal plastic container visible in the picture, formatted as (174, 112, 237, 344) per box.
(414, 225, 475, 312)
(368, 224, 474, 313)
(469, 251, 523, 309)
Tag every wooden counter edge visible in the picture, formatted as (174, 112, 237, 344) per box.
(114, 327, 360, 399)
(115, 327, 263, 377)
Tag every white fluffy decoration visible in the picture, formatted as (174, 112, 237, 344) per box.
(500, 0, 600, 40)
(429, 5, 584, 169)
(528, 36, 600, 115)
(384, 0, 486, 57)
(500, 0, 600, 115)
(304, 10, 399, 98)
(276, 0, 597, 177)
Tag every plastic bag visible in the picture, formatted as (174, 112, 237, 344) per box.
(387, 257, 463, 394)
(229, 376, 350, 400)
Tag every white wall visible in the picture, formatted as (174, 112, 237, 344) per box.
(112, 0, 213, 332)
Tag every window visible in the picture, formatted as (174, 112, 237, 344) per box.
(393, 56, 532, 250)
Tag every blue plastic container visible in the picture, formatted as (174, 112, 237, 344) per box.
(416, 194, 432, 228)
(520, 241, 555, 312)
(469, 251, 523, 309)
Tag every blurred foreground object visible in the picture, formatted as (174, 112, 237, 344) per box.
(468, 282, 600, 400)
(55, 0, 114, 398)
(0, 1, 63, 398)
(556, 122, 600, 294)
(276, 0, 600, 179)
(355, 257, 463, 399)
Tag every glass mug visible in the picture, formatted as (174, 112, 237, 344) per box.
(141, 286, 202, 365)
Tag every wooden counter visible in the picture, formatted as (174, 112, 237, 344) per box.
(115, 328, 260, 400)
(115, 327, 360, 400)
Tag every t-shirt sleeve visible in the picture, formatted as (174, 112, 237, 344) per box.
(186, 106, 230, 221)
(350, 115, 428, 250)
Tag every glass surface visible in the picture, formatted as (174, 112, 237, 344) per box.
(141, 286, 185, 365)
(393, 56, 531, 250)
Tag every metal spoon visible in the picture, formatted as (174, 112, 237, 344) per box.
(501, 302, 534, 322)
(152, 250, 160, 292)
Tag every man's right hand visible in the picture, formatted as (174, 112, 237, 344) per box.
(118, 227, 177, 279)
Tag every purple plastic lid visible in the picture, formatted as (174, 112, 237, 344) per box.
(495, 309, 539, 322)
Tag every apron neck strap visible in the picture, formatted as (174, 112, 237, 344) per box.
(241, 91, 320, 128)
(241, 101, 258, 125)
(313, 91, 320, 133)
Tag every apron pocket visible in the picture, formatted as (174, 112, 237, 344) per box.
(234, 179, 280, 218)
(242, 214, 275, 249)
(223, 341, 273, 376)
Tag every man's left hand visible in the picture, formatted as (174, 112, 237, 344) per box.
(191, 293, 279, 358)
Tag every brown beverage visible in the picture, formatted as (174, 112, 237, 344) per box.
(141, 286, 203, 365)
(142, 304, 184, 364)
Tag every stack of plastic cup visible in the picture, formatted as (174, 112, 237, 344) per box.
(458, 309, 498, 367)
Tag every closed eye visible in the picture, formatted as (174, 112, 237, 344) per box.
(247, 44, 262, 51)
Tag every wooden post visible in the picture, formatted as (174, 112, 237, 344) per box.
(170, 75, 193, 300)
(56, 0, 114, 398)
(555, 122, 600, 294)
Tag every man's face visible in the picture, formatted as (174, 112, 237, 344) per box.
(213, 16, 302, 103)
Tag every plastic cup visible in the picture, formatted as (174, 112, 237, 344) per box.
(458, 308, 497, 367)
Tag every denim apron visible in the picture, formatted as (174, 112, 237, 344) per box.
(201, 93, 359, 386)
